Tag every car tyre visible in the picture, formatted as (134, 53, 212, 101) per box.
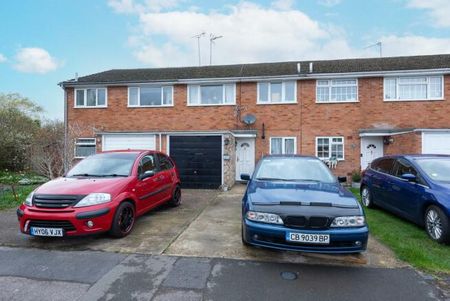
(241, 223, 250, 246)
(361, 186, 375, 208)
(109, 201, 135, 238)
(168, 185, 182, 207)
(425, 205, 450, 244)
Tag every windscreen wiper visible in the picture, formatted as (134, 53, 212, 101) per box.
(70, 173, 103, 177)
(256, 177, 292, 181)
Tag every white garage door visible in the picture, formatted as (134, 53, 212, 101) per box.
(422, 132, 450, 154)
(102, 134, 156, 151)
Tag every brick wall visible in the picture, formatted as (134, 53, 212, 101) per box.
(66, 75, 450, 177)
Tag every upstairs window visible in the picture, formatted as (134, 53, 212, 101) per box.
(258, 81, 296, 103)
(128, 86, 173, 107)
(75, 138, 96, 158)
(75, 88, 107, 108)
(270, 137, 296, 154)
(316, 137, 344, 160)
(188, 84, 235, 105)
(384, 76, 443, 101)
(316, 79, 358, 102)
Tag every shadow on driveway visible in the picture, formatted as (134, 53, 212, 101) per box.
(0, 185, 403, 268)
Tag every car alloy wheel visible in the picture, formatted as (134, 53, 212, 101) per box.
(426, 208, 443, 240)
(361, 187, 372, 208)
(169, 186, 182, 207)
(118, 206, 135, 234)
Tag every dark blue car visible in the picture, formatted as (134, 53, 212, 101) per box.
(241, 155, 369, 254)
(361, 155, 450, 244)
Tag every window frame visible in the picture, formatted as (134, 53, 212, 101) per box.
(74, 138, 96, 159)
(315, 79, 358, 103)
(127, 85, 174, 108)
(74, 88, 108, 108)
(269, 137, 297, 155)
(315, 136, 345, 161)
(187, 83, 236, 106)
(383, 75, 444, 102)
(257, 81, 297, 104)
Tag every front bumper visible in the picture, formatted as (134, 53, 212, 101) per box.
(17, 204, 114, 237)
(243, 219, 369, 254)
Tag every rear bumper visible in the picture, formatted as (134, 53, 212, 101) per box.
(17, 204, 115, 236)
(243, 219, 369, 254)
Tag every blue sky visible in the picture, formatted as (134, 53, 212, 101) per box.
(0, 0, 449, 119)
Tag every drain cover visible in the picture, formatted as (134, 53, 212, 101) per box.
(280, 271, 298, 280)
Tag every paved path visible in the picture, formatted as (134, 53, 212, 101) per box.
(0, 247, 446, 301)
(0, 186, 404, 268)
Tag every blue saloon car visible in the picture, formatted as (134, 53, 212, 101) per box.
(241, 155, 369, 254)
(361, 155, 450, 244)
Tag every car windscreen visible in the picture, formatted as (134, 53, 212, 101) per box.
(255, 157, 336, 183)
(66, 153, 138, 177)
(415, 158, 450, 183)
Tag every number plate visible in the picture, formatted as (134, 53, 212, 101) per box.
(30, 227, 63, 237)
(286, 232, 330, 244)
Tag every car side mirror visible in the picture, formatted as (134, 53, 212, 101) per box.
(139, 170, 155, 180)
(338, 176, 347, 183)
(240, 173, 251, 181)
(401, 173, 416, 182)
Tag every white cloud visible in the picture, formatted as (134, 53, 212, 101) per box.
(379, 35, 450, 56)
(14, 47, 59, 74)
(271, 0, 294, 11)
(111, 1, 450, 67)
(0, 53, 6, 63)
(318, 0, 341, 7)
(108, 0, 183, 13)
(124, 2, 363, 66)
(407, 0, 450, 28)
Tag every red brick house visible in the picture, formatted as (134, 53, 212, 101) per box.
(60, 54, 450, 189)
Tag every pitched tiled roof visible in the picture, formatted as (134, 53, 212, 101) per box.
(61, 54, 450, 85)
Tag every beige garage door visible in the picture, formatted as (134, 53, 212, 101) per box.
(102, 134, 156, 151)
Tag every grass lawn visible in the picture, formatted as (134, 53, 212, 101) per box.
(0, 185, 36, 210)
(350, 187, 450, 275)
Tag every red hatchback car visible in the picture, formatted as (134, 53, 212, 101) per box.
(17, 150, 181, 238)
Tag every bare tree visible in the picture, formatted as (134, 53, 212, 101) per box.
(30, 120, 65, 179)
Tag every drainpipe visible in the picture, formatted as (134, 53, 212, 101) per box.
(63, 86, 68, 173)
(159, 133, 162, 152)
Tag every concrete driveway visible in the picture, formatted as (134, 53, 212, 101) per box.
(0, 185, 402, 268)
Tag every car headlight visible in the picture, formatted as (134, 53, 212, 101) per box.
(331, 216, 365, 227)
(246, 211, 284, 225)
(24, 192, 34, 206)
(74, 193, 111, 208)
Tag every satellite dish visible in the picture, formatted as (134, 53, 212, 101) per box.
(242, 114, 256, 125)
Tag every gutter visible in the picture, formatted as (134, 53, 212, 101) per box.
(59, 68, 450, 88)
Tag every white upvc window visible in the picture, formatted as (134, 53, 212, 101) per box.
(75, 138, 96, 158)
(316, 137, 344, 160)
(75, 88, 107, 108)
(187, 83, 236, 105)
(384, 75, 443, 101)
(270, 137, 297, 155)
(128, 86, 173, 107)
(257, 81, 296, 104)
(316, 79, 358, 102)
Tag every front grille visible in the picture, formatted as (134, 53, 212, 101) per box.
(33, 194, 85, 209)
(284, 216, 330, 229)
(28, 220, 76, 231)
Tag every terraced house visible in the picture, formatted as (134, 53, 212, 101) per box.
(60, 54, 450, 189)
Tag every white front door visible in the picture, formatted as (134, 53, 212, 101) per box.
(236, 138, 255, 180)
(360, 136, 383, 169)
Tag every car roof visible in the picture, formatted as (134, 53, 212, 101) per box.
(375, 154, 450, 161)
